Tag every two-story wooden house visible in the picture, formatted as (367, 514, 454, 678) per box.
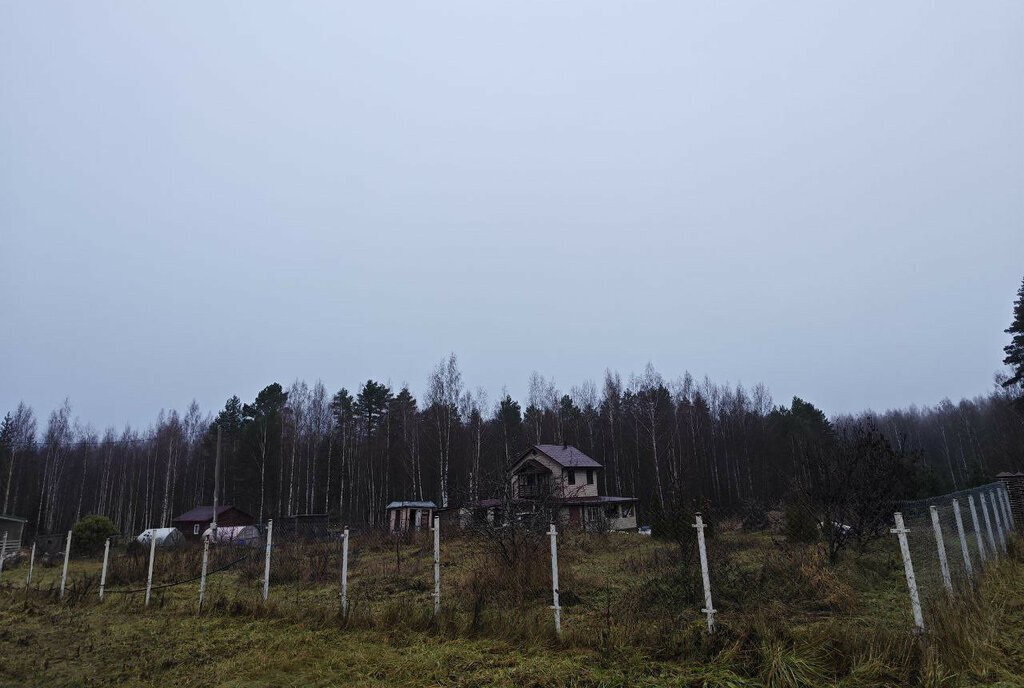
(461, 444, 637, 531)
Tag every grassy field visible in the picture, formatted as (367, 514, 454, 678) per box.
(1, 526, 1023, 687)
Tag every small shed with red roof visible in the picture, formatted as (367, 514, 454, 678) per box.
(172, 505, 256, 539)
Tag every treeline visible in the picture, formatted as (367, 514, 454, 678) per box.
(2, 355, 1023, 537)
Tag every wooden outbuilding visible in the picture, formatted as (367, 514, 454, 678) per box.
(172, 506, 256, 539)
(0, 514, 26, 558)
(34, 532, 66, 555)
(386, 501, 437, 533)
(276, 514, 330, 540)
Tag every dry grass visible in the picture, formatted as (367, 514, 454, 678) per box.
(1, 529, 1023, 686)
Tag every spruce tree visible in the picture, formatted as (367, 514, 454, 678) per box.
(1002, 276, 1024, 403)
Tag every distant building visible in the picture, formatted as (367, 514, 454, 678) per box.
(172, 506, 256, 539)
(276, 513, 330, 541)
(0, 514, 26, 558)
(386, 501, 437, 533)
(34, 532, 66, 555)
(465, 445, 638, 531)
(997, 472, 1024, 528)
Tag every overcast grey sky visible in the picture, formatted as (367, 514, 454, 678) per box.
(2, 2, 1022, 429)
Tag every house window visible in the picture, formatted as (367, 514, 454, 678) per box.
(621, 504, 634, 518)
(566, 469, 575, 485)
(526, 473, 535, 486)
(586, 469, 594, 485)
(193, 524, 200, 535)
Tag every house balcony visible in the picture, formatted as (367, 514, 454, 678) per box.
(517, 482, 550, 499)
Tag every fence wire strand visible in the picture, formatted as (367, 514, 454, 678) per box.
(2, 482, 1018, 642)
(103, 551, 251, 595)
(897, 481, 1011, 607)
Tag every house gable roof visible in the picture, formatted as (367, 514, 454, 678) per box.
(517, 444, 602, 470)
(172, 505, 252, 522)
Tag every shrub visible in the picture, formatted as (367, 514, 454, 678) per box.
(742, 500, 771, 532)
(71, 515, 118, 556)
(783, 503, 818, 544)
(650, 496, 716, 554)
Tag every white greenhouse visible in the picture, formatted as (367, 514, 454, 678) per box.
(136, 527, 184, 548)
(201, 525, 262, 546)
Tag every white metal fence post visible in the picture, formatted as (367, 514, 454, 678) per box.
(952, 499, 973, 579)
(694, 513, 716, 634)
(990, 491, 1007, 553)
(548, 523, 562, 639)
(60, 530, 72, 601)
(891, 512, 924, 633)
(202, 427, 221, 612)
(99, 538, 111, 602)
(968, 494, 987, 563)
(929, 506, 953, 593)
(25, 542, 35, 589)
(262, 520, 273, 603)
(432, 515, 440, 616)
(1000, 487, 1015, 531)
(340, 526, 349, 617)
(980, 493, 997, 557)
(144, 530, 157, 607)
(198, 532, 211, 611)
(1001, 486, 1016, 530)
(0, 531, 7, 584)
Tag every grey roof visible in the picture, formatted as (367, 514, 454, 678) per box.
(556, 496, 637, 505)
(531, 444, 602, 469)
(0, 514, 28, 522)
(385, 501, 437, 510)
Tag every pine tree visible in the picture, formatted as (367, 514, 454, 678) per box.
(355, 381, 392, 442)
(1002, 276, 1024, 402)
(242, 383, 288, 521)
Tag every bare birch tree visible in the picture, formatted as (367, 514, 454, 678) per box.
(427, 353, 462, 508)
(1, 402, 36, 515)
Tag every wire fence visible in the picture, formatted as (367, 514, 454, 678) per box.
(0, 483, 1019, 643)
(895, 481, 1016, 630)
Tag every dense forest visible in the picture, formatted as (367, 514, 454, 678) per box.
(2, 353, 1023, 537)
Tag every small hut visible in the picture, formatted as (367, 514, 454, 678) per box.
(137, 527, 184, 548)
(386, 501, 437, 533)
(35, 532, 66, 555)
(276, 513, 329, 541)
(0, 515, 26, 559)
(172, 506, 256, 540)
(201, 525, 262, 546)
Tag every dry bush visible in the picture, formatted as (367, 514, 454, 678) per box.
(464, 533, 555, 609)
(618, 542, 682, 577)
(105, 543, 201, 585)
(351, 525, 420, 553)
(772, 545, 856, 613)
(236, 540, 339, 585)
(102, 541, 259, 589)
